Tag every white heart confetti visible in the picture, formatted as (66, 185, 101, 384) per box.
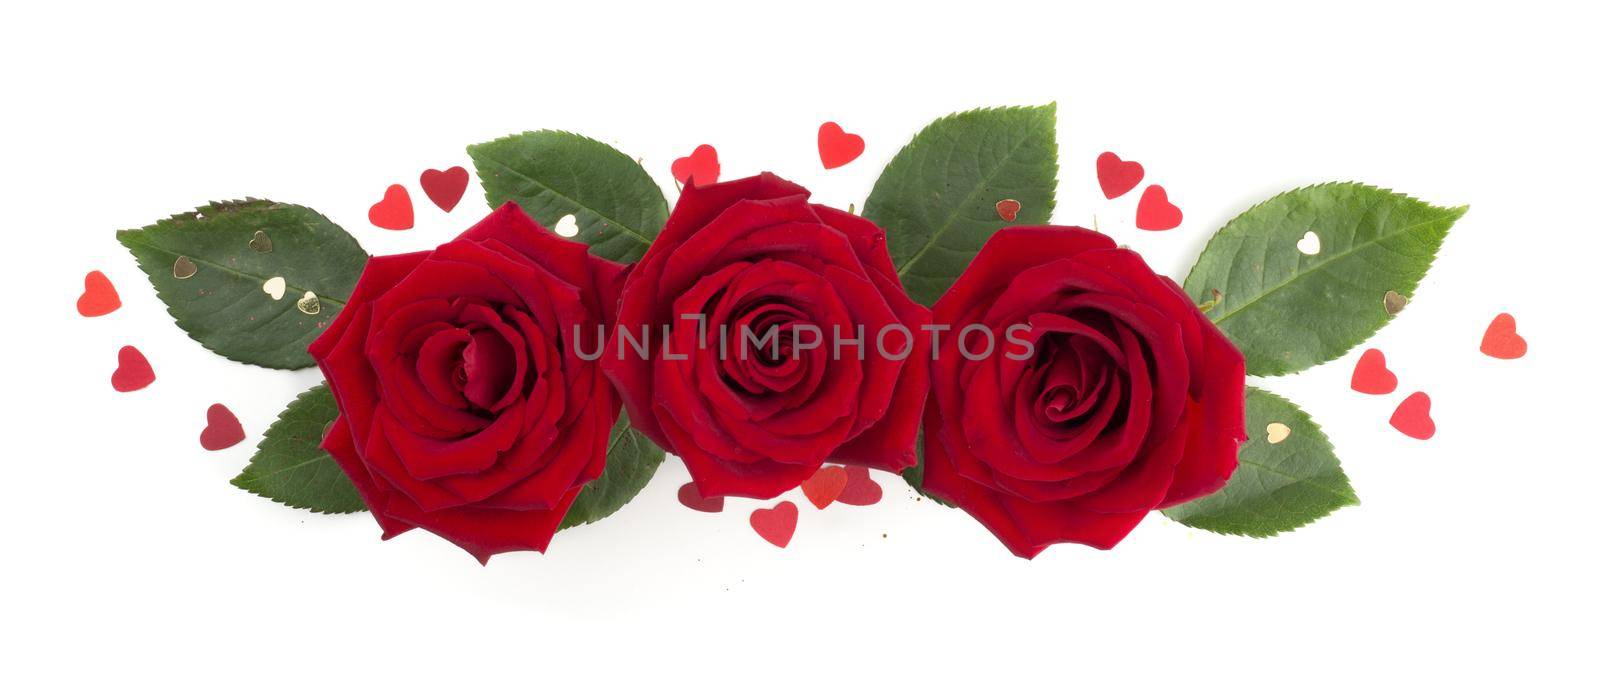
(1296, 231, 1321, 255)
(262, 276, 286, 301)
(554, 214, 579, 237)
(1265, 422, 1292, 444)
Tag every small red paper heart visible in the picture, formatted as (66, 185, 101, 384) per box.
(419, 166, 469, 213)
(995, 199, 1022, 222)
(677, 482, 724, 513)
(1389, 392, 1435, 440)
(111, 345, 155, 392)
(76, 270, 121, 317)
(801, 465, 849, 509)
(817, 122, 864, 170)
(836, 465, 883, 506)
(368, 184, 414, 230)
(671, 144, 720, 186)
(749, 501, 798, 548)
(1350, 348, 1398, 395)
(1136, 185, 1182, 231)
(1096, 151, 1145, 199)
(1479, 313, 1527, 360)
(200, 403, 245, 451)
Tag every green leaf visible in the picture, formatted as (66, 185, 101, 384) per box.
(560, 412, 666, 530)
(116, 200, 367, 369)
(232, 387, 665, 524)
(468, 130, 669, 264)
(231, 383, 365, 514)
(899, 431, 954, 507)
(1184, 183, 1466, 376)
(864, 104, 1059, 306)
(1162, 387, 1358, 536)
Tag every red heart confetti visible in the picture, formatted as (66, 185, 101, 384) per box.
(1136, 185, 1183, 231)
(368, 184, 414, 230)
(836, 465, 883, 506)
(1479, 313, 1527, 360)
(199, 403, 245, 451)
(749, 501, 798, 548)
(419, 166, 469, 213)
(801, 465, 849, 509)
(995, 199, 1022, 222)
(1096, 151, 1145, 199)
(111, 345, 155, 392)
(671, 144, 720, 186)
(1350, 348, 1398, 395)
(817, 121, 865, 170)
(76, 270, 121, 317)
(1389, 392, 1435, 440)
(676, 482, 724, 513)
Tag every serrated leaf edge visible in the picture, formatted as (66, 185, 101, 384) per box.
(230, 383, 365, 515)
(1163, 387, 1359, 538)
(114, 199, 365, 371)
(466, 129, 667, 246)
(870, 103, 1060, 278)
(557, 424, 665, 531)
(1186, 181, 1467, 377)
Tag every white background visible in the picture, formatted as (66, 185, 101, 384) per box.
(3, 1, 1596, 672)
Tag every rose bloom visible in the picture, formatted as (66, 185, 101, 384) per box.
(921, 226, 1246, 558)
(603, 173, 930, 499)
(310, 203, 626, 562)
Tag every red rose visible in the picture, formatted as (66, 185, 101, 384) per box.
(603, 173, 930, 498)
(922, 226, 1246, 557)
(309, 203, 626, 562)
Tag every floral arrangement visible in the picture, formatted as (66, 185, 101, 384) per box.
(92, 103, 1471, 562)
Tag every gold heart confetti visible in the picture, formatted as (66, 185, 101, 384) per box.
(172, 255, 197, 280)
(1383, 290, 1407, 316)
(248, 230, 273, 253)
(296, 291, 320, 315)
(262, 276, 286, 301)
(1265, 422, 1292, 444)
(1295, 231, 1322, 255)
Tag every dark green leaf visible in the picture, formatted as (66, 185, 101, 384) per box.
(116, 200, 367, 369)
(233, 388, 665, 524)
(231, 383, 365, 514)
(468, 130, 669, 264)
(864, 104, 1059, 306)
(1185, 183, 1466, 376)
(899, 431, 953, 507)
(1162, 387, 1358, 536)
(560, 412, 666, 530)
